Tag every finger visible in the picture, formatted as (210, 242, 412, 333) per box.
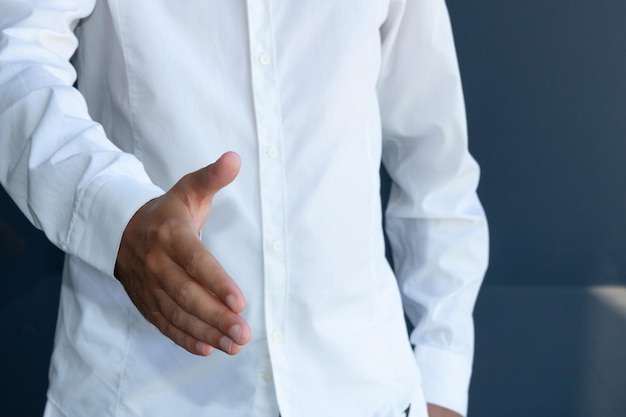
(171, 309, 245, 356)
(152, 310, 216, 356)
(159, 267, 250, 345)
(167, 230, 247, 314)
(154, 253, 250, 343)
(200, 151, 241, 195)
(153, 286, 247, 354)
(139, 246, 249, 353)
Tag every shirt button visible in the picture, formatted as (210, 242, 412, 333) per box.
(271, 329, 283, 343)
(262, 371, 273, 382)
(267, 146, 279, 159)
(272, 240, 284, 252)
(258, 53, 271, 66)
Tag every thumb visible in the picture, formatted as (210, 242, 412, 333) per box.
(197, 151, 241, 196)
(174, 151, 241, 217)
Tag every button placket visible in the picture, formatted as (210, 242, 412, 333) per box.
(258, 53, 271, 66)
(267, 145, 279, 159)
(246, 0, 290, 405)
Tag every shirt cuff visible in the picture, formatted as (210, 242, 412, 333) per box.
(67, 174, 164, 277)
(415, 344, 473, 416)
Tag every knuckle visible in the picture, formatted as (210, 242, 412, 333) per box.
(169, 305, 185, 327)
(152, 311, 201, 355)
(174, 280, 196, 307)
(203, 269, 230, 298)
(153, 292, 170, 315)
(199, 326, 215, 343)
(153, 219, 174, 243)
(153, 312, 174, 337)
(212, 306, 232, 331)
(162, 320, 189, 350)
(143, 250, 161, 274)
(203, 328, 225, 351)
(184, 250, 205, 277)
(162, 321, 177, 339)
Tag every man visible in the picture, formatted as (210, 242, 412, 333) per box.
(0, 1, 488, 416)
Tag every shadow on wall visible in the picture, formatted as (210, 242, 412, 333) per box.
(469, 285, 626, 416)
(579, 287, 626, 415)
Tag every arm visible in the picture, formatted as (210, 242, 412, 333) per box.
(0, 0, 249, 356)
(378, 0, 489, 415)
(0, 0, 161, 274)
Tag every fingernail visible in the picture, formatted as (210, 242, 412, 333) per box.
(225, 294, 237, 311)
(229, 324, 242, 342)
(219, 336, 233, 353)
(196, 342, 211, 356)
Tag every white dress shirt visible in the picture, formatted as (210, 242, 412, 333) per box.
(0, 1, 488, 416)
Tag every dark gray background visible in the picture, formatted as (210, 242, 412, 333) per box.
(2, 0, 626, 415)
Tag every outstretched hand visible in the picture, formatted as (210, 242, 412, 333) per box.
(114, 152, 251, 356)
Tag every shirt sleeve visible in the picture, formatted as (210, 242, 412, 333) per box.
(0, 0, 164, 276)
(377, 0, 489, 415)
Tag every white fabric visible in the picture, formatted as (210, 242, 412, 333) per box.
(0, 0, 488, 416)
